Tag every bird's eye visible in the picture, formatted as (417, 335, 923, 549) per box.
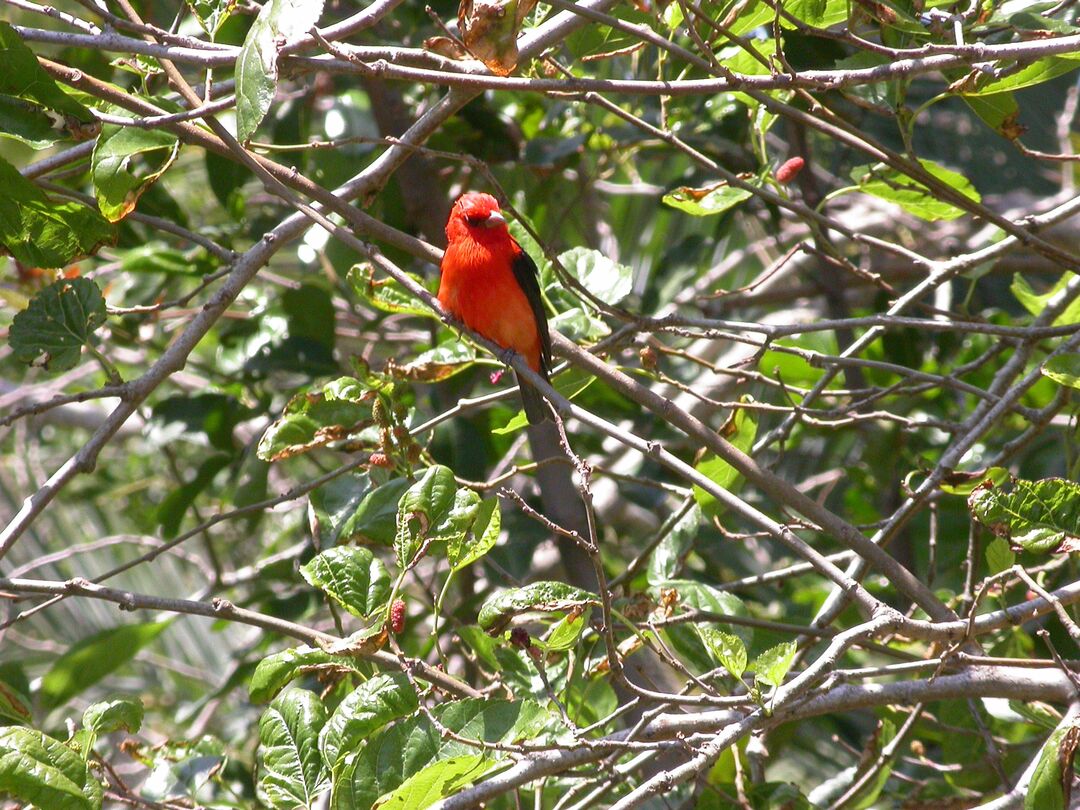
(465, 213, 487, 226)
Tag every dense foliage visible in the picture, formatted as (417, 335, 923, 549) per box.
(3, 0, 1080, 807)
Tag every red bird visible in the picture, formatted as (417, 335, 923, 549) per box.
(439, 192, 552, 423)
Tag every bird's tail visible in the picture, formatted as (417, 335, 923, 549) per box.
(517, 373, 552, 424)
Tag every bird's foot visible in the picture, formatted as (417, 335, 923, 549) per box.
(496, 346, 518, 367)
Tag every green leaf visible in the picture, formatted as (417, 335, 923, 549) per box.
(696, 626, 747, 680)
(492, 367, 598, 435)
(446, 497, 501, 572)
(9, 277, 107, 373)
(0, 727, 103, 810)
(333, 699, 554, 810)
(692, 405, 758, 519)
(1012, 273, 1080, 327)
(783, 0, 847, 27)
(236, 0, 326, 141)
(0, 22, 94, 129)
(753, 641, 797, 689)
(92, 122, 179, 221)
(1043, 354, 1080, 390)
(969, 478, 1080, 554)
(156, 453, 231, 538)
(477, 581, 597, 635)
(374, 755, 492, 810)
(962, 55, 1080, 96)
(938, 467, 1011, 496)
(258, 689, 329, 810)
(320, 673, 419, 770)
(1026, 724, 1079, 810)
(0, 94, 65, 148)
(653, 579, 751, 674)
(557, 246, 633, 306)
(394, 466, 479, 569)
(257, 377, 376, 461)
(283, 283, 336, 350)
(539, 608, 589, 652)
(662, 182, 753, 217)
(185, 0, 234, 35)
(985, 536, 1016, 576)
(250, 645, 371, 704)
(140, 736, 225, 803)
(647, 504, 702, 584)
(82, 697, 143, 735)
(964, 93, 1022, 140)
(0, 680, 32, 725)
(348, 263, 432, 317)
(40, 621, 169, 710)
(851, 159, 981, 221)
(388, 341, 477, 382)
(327, 477, 411, 547)
(0, 156, 114, 268)
(301, 546, 391, 619)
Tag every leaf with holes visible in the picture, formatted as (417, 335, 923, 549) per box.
(969, 478, 1080, 554)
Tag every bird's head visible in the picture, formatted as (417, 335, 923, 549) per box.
(446, 192, 509, 242)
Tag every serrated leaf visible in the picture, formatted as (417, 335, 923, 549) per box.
(696, 625, 747, 680)
(40, 621, 169, 710)
(301, 546, 390, 619)
(8, 277, 107, 372)
(662, 181, 753, 217)
(754, 641, 797, 689)
(250, 645, 371, 704)
(851, 159, 980, 221)
(236, 0, 325, 142)
(557, 246, 632, 306)
(692, 405, 757, 519)
(969, 478, 1080, 554)
(258, 689, 329, 810)
(92, 122, 179, 221)
(0, 727, 103, 810)
(985, 536, 1016, 575)
(0, 156, 114, 268)
(478, 581, 597, 635)
(1043, 354, 1080, 390)
(83, 697, 143, 735)
(320, 673, 419, 770)
(258, 377, 376, 461)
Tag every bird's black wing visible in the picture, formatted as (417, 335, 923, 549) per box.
(510, 242, 552, 377)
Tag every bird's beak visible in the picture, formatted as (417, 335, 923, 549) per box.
(482, 210, 506, 228)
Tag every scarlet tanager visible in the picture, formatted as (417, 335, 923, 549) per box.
(438, 192, 553, 423)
